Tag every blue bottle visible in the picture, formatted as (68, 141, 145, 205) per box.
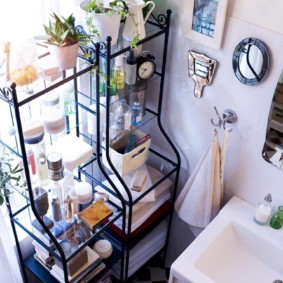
(131, 100, 142, 126)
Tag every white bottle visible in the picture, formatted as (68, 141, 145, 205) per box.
(254, 193, 272, 225)
(125, 50, 137, 85)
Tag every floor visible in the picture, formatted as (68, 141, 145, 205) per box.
(26, 254, 170, 283)
(128, 254, 170, 283)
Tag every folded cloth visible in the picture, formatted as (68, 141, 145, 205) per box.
(94, 165, 172, 215)
(114, 190, 171, 233)
(111, 220, 167, 278)
(108, 201, 172, 240)
(175, 130, 229, 231)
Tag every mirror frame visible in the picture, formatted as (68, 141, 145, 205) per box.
(232, 38, 270, 86)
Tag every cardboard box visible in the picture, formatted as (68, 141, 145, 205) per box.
(103, 130, 151, 176)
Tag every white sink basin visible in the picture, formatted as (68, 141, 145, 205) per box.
(170, 196, 283, 283)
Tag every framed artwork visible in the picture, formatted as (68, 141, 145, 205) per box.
(183, 0, 228, 50)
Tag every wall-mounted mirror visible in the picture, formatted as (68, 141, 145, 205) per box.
(232, 38, 270, 86)
(262, 70, 283, 169)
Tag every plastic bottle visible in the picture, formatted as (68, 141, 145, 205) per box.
(131, 98, 142, 126)
(47, 152, 64, 207)
(114, 98, 132, 132)
(254, 193, 272, 225)
(64, 193, 74, 223)
(113, 54, 125, 96)
(125, 50, 137, 85)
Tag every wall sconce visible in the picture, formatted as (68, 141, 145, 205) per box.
(188, 50, 217, 98)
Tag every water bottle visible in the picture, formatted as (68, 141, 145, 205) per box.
(131, 100, 142, 126)
(114, 99, 131, 132)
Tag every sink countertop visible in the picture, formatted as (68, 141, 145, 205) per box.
(169, 196, 283, 283)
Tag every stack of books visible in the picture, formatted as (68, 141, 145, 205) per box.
(32, 240, 54, 270)
(50, 246, 105, 283)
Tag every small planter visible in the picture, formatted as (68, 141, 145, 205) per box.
(90, 12, 121, 45)
(48, 42, 79, 70)
(80, 0, 122, 46)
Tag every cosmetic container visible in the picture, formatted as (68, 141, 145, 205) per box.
(270, 206, 283, 229)
(254, 193, 272, 225)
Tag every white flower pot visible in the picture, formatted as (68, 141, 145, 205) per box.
(80, 0, 122, 46)
(48, 42, 79, 71)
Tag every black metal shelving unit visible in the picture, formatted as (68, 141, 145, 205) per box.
(0, 9, 180, 283)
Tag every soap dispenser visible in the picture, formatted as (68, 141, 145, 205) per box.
(254, 193, 272, 225)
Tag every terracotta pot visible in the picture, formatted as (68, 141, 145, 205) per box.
(48, 42, 79, 70)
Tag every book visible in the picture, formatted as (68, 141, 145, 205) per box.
(78, 202, 113, 230)
(34, 253, 54, 271)
(50, 246, 101, 282)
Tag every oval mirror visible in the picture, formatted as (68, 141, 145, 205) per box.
(232, 38, 270, 86)
(262, 69, 283, 170)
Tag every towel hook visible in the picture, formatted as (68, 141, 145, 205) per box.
(211, 106, 237, 132)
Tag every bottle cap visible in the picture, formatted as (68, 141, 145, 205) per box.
(47, 152, 63, 171)
(42, 92, 60, 107)
(47, 152, 64, 181)
(126, 49, 136, 64)
(264, 193, 272, 203)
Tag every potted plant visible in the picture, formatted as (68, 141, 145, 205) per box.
(81, 0, 137, 47)
(0, 147, 23, 206)
(44, 13, 95, 70)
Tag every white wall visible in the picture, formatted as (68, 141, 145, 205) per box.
(159, 0, 283, 264)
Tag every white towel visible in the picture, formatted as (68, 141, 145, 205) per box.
(175, 130, 229, 232)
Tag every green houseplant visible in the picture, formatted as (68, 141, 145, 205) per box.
(81, 0, 127, 46)
(0, 149, 23, 206)
(44, 13, 96, 70)
(81, 0, 140, 48)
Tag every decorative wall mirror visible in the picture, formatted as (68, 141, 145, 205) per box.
(188, 50, 217, 98)
(262, 69, 283, 169)
(232, 38, 270, 86)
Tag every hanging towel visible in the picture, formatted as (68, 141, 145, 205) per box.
(175, 129, 230, 230)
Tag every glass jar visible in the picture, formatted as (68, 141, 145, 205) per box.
(23, 121, 46, 185)
(270, 206, 283, 229)
(254, 193, 272, 225)
(41, 91, 66, 141)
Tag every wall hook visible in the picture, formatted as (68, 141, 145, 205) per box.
(211, 106, 237, 132)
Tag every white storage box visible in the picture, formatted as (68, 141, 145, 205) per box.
(102, 130, 151, 176)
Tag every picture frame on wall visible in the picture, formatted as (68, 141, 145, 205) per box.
(183, 0, 228, 50)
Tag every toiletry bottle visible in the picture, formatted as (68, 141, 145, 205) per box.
(51, 195, 62, 222)
(131, 96, 143, 126)
(37, 150, 49, 187)
(64, 193, 74, 223)
(114, 98, 132, 133)
(113, 54, 125, 96)
(47, 152, 65, 207)
(270, 206, 283, 229)
(125, 49, 137, 86)
(254, 193, 272, 225)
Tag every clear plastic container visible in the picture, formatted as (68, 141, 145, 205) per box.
(114, 98, 131, 132)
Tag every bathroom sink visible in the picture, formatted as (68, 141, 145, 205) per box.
(170, 196, 283, 283)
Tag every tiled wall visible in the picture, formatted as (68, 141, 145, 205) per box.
(161, 0, 283, 264)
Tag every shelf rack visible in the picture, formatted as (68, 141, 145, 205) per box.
(0, 9, 180, 283)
